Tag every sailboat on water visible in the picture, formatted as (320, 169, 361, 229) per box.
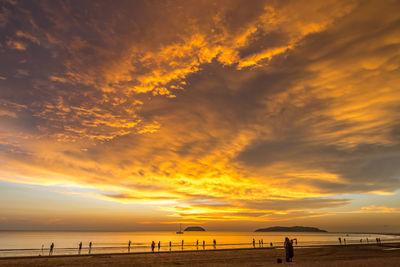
(176, 223, 184, 234)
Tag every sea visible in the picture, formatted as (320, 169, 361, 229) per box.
(0, 231, 398, 257)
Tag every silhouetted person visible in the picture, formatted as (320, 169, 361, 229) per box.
(261, 239, 263, 247)
(203, 240, 205, 249)
(89, 242, 92, 254)
(78, 241, 82, 254)
(49, 242, 54, 256)
(151, 241, 155, 252)
(41, 244, 44, 254)
(253, 238, 255, 248)
(270, 242, 273, 247)
(196, 240, 199, 247)
(158, 241, 161, 251)
(284, 237, 294, 262)
(366, 237, 369, 243)
(258, 239, 261, 247)
(181, 239, 184, 249)
(213, 239, 216, 249)
(338, 237, 342, 245)
(294, 238, 297, 245)
(128, 240, 131, 252)
(360, 239, 362, 243)
(344, 238, 346, 245)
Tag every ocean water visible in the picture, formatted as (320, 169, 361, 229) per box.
(0, 231, 398, 257)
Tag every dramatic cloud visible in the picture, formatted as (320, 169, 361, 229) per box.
(0, 0, 399, 228)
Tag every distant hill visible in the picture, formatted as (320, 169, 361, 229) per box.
(255, 226, 327, 232)
(184, 226, 206, 231)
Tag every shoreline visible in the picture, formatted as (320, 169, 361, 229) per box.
(1, 242, 399, 260)
(0, 243, 399, 266)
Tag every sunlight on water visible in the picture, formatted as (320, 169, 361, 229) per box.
(0, 231, 398, 257)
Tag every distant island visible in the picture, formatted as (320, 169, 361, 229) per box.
(184, 226, 206, 231)
(255, 226, 327, 232)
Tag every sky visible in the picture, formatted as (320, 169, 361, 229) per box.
(0, 0, 399, 232)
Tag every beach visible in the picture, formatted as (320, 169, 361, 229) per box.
(1, 243, 399, 266)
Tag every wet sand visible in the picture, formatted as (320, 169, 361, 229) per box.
(1, 243, 399, 266)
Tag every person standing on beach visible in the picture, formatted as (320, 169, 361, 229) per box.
(261, 239, 264, 247)
(253, 238, 255, 248)
(344, 238, 346, 245)
(196, 240, 199, 247)
(78, 241, 82, 254)
(213, 239, 216, 249)
(158, 241, 161, 252)
(89, 242, 92, 254)
(203, 240, 205, 249)
(181, 239, 184, 249)
(284, 237, 294, 262)
(169, 241, 172, 251)
(49, 242, 54, 256)
(338, 237, 342, 245)
(151, 241, 155, 252)
(128, 240, 131, 252)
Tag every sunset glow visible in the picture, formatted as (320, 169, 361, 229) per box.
(0, 0, 399, 232)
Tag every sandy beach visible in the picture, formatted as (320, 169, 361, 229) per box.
(1, 243, 399, 267)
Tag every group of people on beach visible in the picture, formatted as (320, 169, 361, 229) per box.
(339, 236, 383, 245)
(42, 237, 298, 257)
(252, 238, 274, 248)
(150, 239, 216, 252)
(42, 241, 93, 256)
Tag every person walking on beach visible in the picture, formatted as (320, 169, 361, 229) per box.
(253, 238, 255, 248)
(89, 242, 92, 254)
(284, 237, 294, 262)
(158, 241, 161, 252)
(151, 241, 155, 252)
(78, 241, 82, 254)
(49, 242, 54, 256)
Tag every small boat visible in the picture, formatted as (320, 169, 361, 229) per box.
(176, 223, 184, 234)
